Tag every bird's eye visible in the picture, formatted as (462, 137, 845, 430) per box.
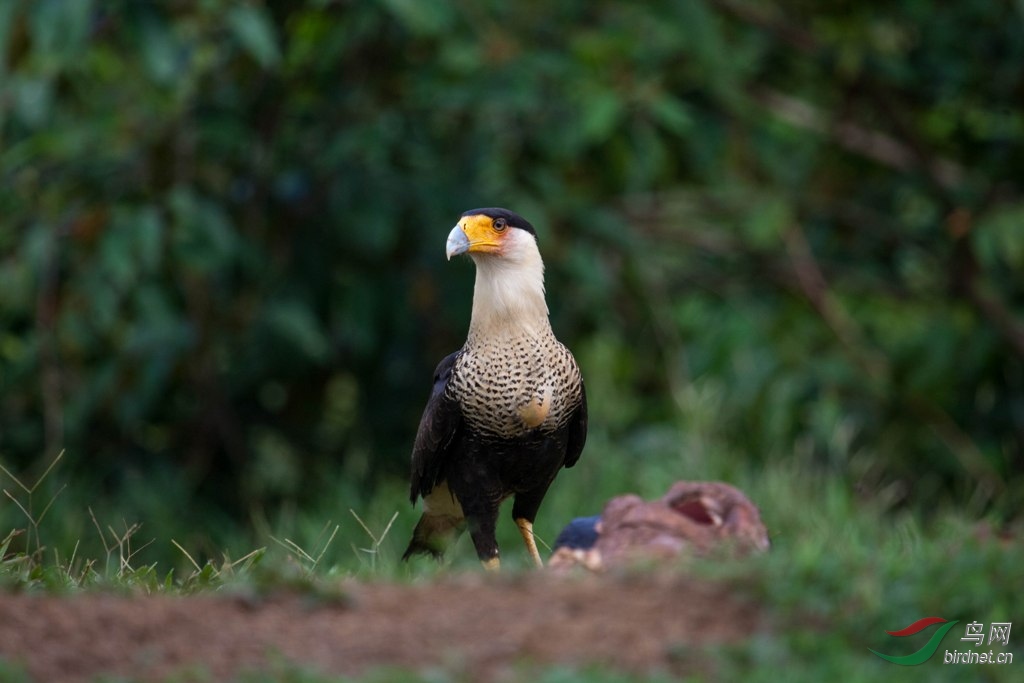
(493, 218, 507, 231)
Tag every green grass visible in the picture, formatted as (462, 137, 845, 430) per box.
(0, 432, 1021, 681)
(699, 473, 1022, 682)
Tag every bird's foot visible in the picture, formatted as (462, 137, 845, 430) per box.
(516, 518, 544, 568)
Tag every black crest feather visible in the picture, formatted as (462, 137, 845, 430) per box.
(461, 208, 536, 237)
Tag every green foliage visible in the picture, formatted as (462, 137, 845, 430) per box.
(0, 1, 1021, 539)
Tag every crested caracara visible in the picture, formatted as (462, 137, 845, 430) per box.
(403, 208, 588, 570)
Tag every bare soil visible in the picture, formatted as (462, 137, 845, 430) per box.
(0, 573, 761, 681)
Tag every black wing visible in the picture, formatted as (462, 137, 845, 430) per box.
(563, 379, 588, 469)
(408, 351, 463, 503)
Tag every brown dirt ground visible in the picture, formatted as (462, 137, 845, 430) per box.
(0, 572, 762, 681)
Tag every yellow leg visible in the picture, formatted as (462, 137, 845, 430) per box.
(481, 556, 501, 571)
(516, 518, 544, 568)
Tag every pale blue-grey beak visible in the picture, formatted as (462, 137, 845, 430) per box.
(445, 225, 469, 260)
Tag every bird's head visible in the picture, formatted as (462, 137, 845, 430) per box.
(446, 208, 537, 262)
(445, 208, 549, 333)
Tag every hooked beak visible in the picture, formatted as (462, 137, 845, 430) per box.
(445, 225, 470, 260)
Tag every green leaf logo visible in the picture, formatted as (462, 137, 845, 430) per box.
(869, 617, 960, 665)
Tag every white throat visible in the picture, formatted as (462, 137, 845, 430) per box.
(467, 233, 550, 340)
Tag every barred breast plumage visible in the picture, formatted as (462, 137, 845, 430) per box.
(450, 332, 583, 440)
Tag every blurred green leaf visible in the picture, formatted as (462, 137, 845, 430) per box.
(380, 0, 454, 36)
(0, 1, 20, 77)
(648, 95, 693, 137)
(139, 12, 181, 84)
(169, 187, 238, 273)
(578, 89, 624, 145)
(744, 197, 791, 249)
(974, 203, 1024, 271)
(29, 0, 92, 67)
(10, 77, 53, 126)
(265, 300, 330, 364)
(227, 4, 281, 68)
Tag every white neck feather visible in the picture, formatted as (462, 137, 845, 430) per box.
(467, 231, 550, 340)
